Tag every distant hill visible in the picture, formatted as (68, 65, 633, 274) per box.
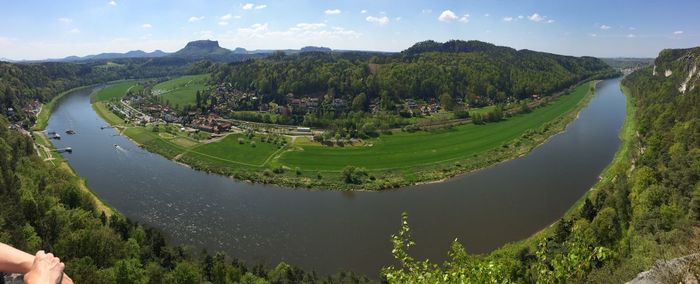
(211, 39, 619, 104)
(402, 40, 511, 56)
(600, 57, 654, 70)
(171, 40, 232, 58)
(300, 46, 332, 53)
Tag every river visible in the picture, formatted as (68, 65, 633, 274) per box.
(46, 77, 626, 277)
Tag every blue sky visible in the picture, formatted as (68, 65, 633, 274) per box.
(1, 0, 698, 60)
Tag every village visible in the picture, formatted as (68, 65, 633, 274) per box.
(105, 81, 483, 141)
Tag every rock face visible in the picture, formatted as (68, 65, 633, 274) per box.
(627, 254, 700, 284)
(653, 47, 700, 95)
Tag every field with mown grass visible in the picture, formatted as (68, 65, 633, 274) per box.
(278, 81, 594, 172)
(153, 74, 210, 109)
(91, 80, 141, 102)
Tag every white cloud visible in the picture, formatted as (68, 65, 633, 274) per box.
(199, 30, 214, 39)
(626, 34, 636, 38)
(361, 10, 367, 14)
(108, 1, 116, 6)
(527, 13, 544, 22)
(503, 16, 514, 22)
(366, 16, 389, 26)
(229, 22, 361, 44)
(238, 23, 269, 38)
(458, 14, 470, 23)
(599, 25, 611, 30)
(438, 10, 458, 22)
(255, 4, 267, 10)
(220, 14, 232, 21)
(69, 28, 80, 33)
(395, 17, 402, 22)
(527, 13, 554, 24)
(421, 9, 432, 14)
(241, 3, 254, 10)
(518, 15, 524, 19)
(629, 27, 636, 30)
(325, 9, 341, 15)
(188, 16, 204, 23)
(673, 30, 684, 35)
(141, 23, 152, 29)
(589, 33, 597, 37)
(219, 21, 229, 26)
(58, 17, 73, 24)
(293, 23, 327, 30)
(484, 13, 490, 17)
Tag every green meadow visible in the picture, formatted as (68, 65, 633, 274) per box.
(91, 80, 140, 102)
(93, 78, 596, 189)
(153, 74, 209, 109)
(278, 81, 593, 172)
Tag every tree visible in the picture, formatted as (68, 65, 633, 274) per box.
(591, 207, 619, 245)
(352, 92, 367, 111)
(342, 166, 367, 184)
(439, 93, 454, 111)
(169, 262, 201, 284)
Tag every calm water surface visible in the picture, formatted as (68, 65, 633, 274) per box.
(47, 78, 626, 277)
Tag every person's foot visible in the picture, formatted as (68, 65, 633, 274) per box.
(23, 251, 64, 284)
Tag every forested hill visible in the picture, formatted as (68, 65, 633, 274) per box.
(211, 39, 619, 106)
(0, 58, 194, 126)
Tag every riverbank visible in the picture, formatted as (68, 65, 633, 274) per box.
(32, 85, 95, 130)
(486, 80, 637, 266)
(32, 87, 114, 216)
(92, 80, 602, 190)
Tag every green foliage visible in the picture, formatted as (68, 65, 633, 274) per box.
(342, 166, 368, 184)
(211, 40, 617, 116)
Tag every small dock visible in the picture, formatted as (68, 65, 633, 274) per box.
(55, 147, 72, 153)
(101, 126, 114, 130)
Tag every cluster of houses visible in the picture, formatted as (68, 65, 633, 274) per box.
(189, 113, 233, 133)
(23, 100, 42, 117)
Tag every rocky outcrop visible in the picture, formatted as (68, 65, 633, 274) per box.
(627, 254, 700, 284)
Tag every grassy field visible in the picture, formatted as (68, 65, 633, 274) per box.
(153, 74, 210, 109)
(91, 80, 141, 102)
(183, 134, 284, 167)
(93, 79, 597, 189)
(278, 81, 593, 172)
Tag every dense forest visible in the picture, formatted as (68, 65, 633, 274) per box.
(0, 58, 196, 126)
(382, 47, 700, 282)
(210, 40, 618, 108)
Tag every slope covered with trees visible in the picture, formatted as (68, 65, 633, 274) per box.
(0, 58, 197, 126)
(382, 47, 700, 282)
(211, 40, 618, 108)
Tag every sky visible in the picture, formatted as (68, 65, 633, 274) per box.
(1, 0, 699, 60)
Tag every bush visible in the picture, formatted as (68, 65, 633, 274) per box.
(250, 141, 256, 148)
(237, 138, 245, 144)
(454, 110, 469, 119)
(342, 166, 368, 184)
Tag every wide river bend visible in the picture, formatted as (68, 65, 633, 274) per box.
(47, 77, 626, 276)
